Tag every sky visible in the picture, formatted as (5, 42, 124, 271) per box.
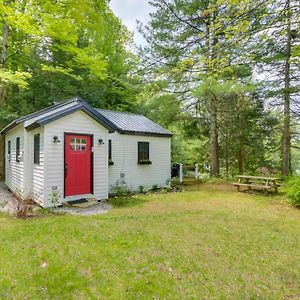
(109, 0, 154, 46)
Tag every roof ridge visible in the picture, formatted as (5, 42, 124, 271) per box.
(96, 108, 144, 117)
(17, 97, 82, 122)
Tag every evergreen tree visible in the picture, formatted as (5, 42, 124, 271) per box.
(139, 0, 273, 176)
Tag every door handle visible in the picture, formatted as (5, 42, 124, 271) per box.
(64, 164, 68, 177)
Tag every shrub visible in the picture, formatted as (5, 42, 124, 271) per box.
(152, 184, 159, 192)
(283, 176, 300, 207)
(50, 190, 60, 208)
(139, 185, 147, 194)
(8, 189, 37, 218)
(111, 181, 131, 198)
(11, 195, 32, 218)
(170, 177, 182, 187)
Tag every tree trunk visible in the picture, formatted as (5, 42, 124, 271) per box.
(282, 0, 291, 176)
(0, 23, 9, 104)
(0, 23, 9, 179)
(207, 13, 220, 177)
(237, 144, 245, 174)
(0, 135, 4, 180)
(210, 97, 219, 176)
(225, 131, 229, 178)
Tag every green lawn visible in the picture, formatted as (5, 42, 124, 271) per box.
(1, 184, 300, 299)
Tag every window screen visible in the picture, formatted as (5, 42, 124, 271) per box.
(34, 134, 40, 164)
(138, 142, 149, 161)
(16, 137, 20, 162)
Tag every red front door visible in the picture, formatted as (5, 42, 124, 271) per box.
(65, 134, 93, 197)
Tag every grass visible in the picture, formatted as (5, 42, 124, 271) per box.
(1, 184, 300, 299)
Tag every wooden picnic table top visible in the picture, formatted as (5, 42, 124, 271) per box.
(236, 175, 281, 181)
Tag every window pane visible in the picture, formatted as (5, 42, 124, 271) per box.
(108, 140, 112, 160)
(70, 138, 76, 150)
(70, 137, 87, 151)
(8, 141, 11, 162)
(16, 137, 20, 162)
(78, 138, 87, 151)
(138, 142, 149, 161)
(34, 134, 40, 164)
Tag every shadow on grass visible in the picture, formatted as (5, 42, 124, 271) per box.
(108, 196, 147, 208)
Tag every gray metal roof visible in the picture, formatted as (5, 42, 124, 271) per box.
(97, 109, 172, 137)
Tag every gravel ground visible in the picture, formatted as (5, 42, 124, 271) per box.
(0, 182, 16, 213)
(0, 181, 112, 216)
(54, 202, 112, 216)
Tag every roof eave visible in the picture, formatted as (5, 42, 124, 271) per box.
(0, 120, 20, 135)
(120, 130, 173, 137)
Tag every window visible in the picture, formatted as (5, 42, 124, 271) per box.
(108, 139, 114, 165)
(16, 137, 20, 162)
(138, 142, 150, 164)
(69, 138, 86, 151)
(8, 140, 11, 162)
(108, 139, 112, 160)
(34, 134, 40, 164)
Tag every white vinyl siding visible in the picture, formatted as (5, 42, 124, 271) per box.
(43, 110, 108, 207)
(26, 128, 44, 204)
(108, 133, 171, 191)
(5, 125, 25, 197)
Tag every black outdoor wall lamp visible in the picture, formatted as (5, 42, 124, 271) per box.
(98, 139, 105, 145)
(53, 136, 61, 143)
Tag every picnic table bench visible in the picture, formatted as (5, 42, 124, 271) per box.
(233, 175, 282, 193)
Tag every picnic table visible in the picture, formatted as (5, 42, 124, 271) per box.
(233, 175, 282, 193)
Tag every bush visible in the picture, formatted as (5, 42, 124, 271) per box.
(170, 177, 182, 187)
(139, 185, 147, 194)
(9, 189, 38, 218)
(152, 184, 159, 192)
(283, 176, 300, 207)
(111, 181, 131, 198)
(11, 196, 32, 218)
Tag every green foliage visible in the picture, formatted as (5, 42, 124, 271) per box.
(170, 177, 182, 187)
(0, 0, 138, 126)
(152, 184, 159, 192)
(283, 176, 300, 207)
(50, 190, 60, 208)
(110, 181, 131, 198)
(108, 196, 146, 208)
(139, 185, 147, 194)
(138, 0, 292, 177)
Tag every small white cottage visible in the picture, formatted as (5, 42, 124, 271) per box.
(1, 97, 172, 207)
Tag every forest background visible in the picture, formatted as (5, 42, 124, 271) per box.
(1, 0, 300, 178)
